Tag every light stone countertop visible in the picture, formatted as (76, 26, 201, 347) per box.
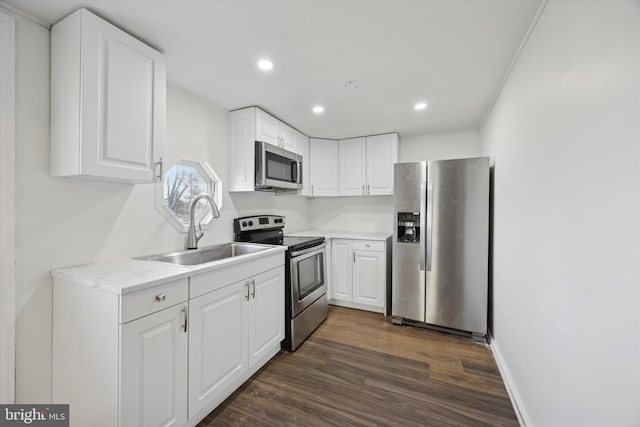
(287, 229, 392, 241)
(51, 244, 287, 295)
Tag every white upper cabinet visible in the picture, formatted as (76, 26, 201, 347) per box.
(50, 9, 166, 183)
(366, 133, 398, 195)
(297, 132, 311, 196)
(229, 108, 257, 192)
(255, 109, 280, 146)
(255, 108, 298, 152)
(338, 133, 398, 196)
(229, 107, 308, 192)
(339, 137, 367, 196)
(309, 138, 339, 197)
(278, 121, 298, 152)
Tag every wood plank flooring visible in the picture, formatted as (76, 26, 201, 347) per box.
(198, 306, 518, 426)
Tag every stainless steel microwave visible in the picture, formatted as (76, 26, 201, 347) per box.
(255, 141, 303, 191)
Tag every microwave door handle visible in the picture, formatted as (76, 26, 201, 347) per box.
(297, 161, 302, 184)
(291, 161, 298, 183)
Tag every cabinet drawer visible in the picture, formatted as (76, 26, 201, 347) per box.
(120, 279, 188, 323)
(352, 240, 385, 252)
(189, 252, 284, 298)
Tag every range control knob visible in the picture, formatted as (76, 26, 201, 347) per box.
(248, 221, 254, 226)
(242, 221, 247, 227)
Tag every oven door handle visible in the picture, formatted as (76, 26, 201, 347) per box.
(290, 243, 327, 258)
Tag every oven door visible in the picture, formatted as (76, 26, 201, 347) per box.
(290, 244, 327, 317)
(255, 141, 303, 190)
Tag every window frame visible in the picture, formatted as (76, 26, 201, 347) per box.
(155, 157, 223, 233)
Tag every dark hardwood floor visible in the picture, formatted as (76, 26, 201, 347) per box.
(198, 306, 518, 426)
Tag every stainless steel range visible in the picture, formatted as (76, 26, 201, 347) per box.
(233, 215, 328, 351)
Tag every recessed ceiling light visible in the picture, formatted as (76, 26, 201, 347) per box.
(257, 59, 273, 71)
(312, 106, 324, 114)
(414, 102, 427, 110)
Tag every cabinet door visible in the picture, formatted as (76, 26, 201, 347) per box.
(353, 250, 386, 308)
(256, 109, 280, 146)
(298, 133, 311, 196)
(120, 304, 188, 427)
(339, 137, 367, 196)
(188, 281, 249, 418)
(366, 133, 398, 195)
(229, 108, 256, 191)
(248, 267, 285, 367)
(279, 122, 297, 152)
(330, 240, 353, 302)
(309, 138, 339, 196)
(81, 10, 165, 183)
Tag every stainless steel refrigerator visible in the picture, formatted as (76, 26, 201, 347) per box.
(392, 158, 490, 340)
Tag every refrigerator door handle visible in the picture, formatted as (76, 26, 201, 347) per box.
(426, 172, 434, 271)
(419, 180, 426, 271)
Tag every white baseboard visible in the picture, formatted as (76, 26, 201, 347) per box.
(490, 339, 532, 427)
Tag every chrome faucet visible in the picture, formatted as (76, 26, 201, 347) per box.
(186, 194, 220, 250)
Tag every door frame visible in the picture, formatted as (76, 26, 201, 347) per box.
(0, 10, 16, 404)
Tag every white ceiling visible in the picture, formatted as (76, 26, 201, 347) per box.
(4, 0, 541, 139)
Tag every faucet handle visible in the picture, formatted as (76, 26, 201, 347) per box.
(195, 223, 204, 244)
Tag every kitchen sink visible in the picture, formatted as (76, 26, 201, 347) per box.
(136, 243, 270, 266)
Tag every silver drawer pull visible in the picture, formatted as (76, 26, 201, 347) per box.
(155, 294, 166, 302)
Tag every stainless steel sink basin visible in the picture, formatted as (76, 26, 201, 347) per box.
(136, 243, 270, 266)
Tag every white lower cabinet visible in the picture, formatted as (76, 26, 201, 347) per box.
(353, 249, 386, 307)
(248, 268, 285, 366)
(330, 240, 353, 301)
(52, 252, 285, 427)
(120, 304, 188, 427)
(188, 280, 249, 418)
(188, 266, 284, 419)
(330, 239, 387, 313)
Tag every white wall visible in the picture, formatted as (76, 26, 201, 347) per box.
(400, 129, 480, 162)
(308, 196, 393, 233)
(479, 1, 640, 426)
(12, 16, 308, 402)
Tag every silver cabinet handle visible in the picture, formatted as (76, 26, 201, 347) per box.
(155, 158, 163, 182)
(311, 185, 314, 196)
(245, 281, 250, 301)
(251, 279, 256, 299)
(155, 294, 166, 302)
(353, 252, 355, 263)
(362, 185, 365, 195)
(367, 184, 370, 195)
(182, 306, 187, 333)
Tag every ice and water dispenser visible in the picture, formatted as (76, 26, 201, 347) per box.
(397, 212, 420, 243)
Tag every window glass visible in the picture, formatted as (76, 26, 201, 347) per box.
(156, 158, 222, 232)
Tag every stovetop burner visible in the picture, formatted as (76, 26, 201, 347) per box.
(233, 215, 325, 251)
